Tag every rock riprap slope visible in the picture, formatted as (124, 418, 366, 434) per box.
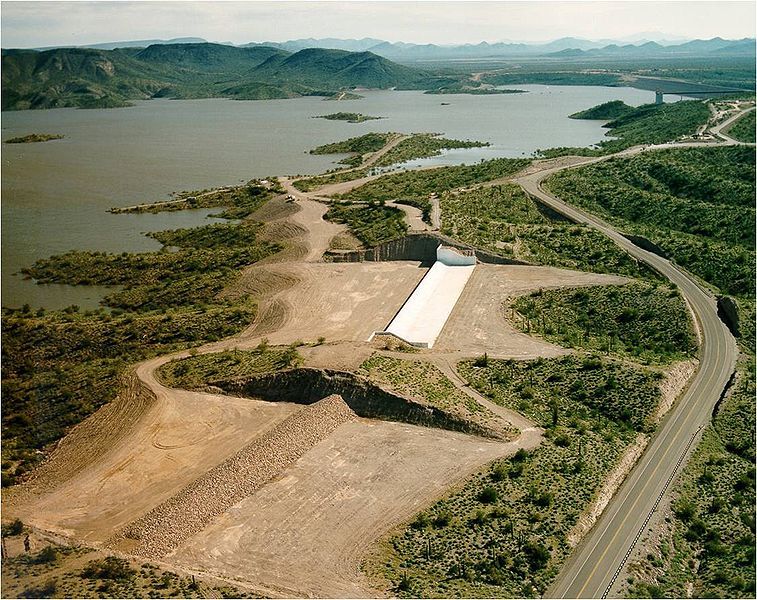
(108, 394, 356, 558)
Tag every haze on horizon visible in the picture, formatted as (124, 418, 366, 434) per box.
(1, 0, 755, 50)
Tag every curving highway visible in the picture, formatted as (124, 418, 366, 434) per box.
(513, 131, 742, 597)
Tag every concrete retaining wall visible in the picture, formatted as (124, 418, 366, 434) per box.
(324, 233, 530, 265)
(437, 245, 477, 266)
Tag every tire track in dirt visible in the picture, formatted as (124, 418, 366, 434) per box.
(4, 372, 157, 509)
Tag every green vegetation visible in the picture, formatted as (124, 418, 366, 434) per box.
(511, 283, 696, 364)
(0, 539, 254, 598)
(291, 167, 373, 192)
(110, 181, 279, 218)
(360, 355, 513, 439)
(1, 303, 257, 486)
(309, 132, 396, 168)
(3, 187, 285, 485)
(371, 354, 663, 597)
(569, 100, 634, 120)
(625, 358, 755, 599)
(23, 222, 278, 311)
(314, 112, 382, 123)
(310, 132, 394, 158)
(309, 132, 488, 171)
(324, 202, 407, 247)
(158, 344, 302, 389)
(725, 109, 756, 143)
(461, 355, 662, 432)
(296, 152, 528, 197)
(544, 146, 756, 297)
(2, 519, 25, 537)
(537, 100, 711, 157)
(4, 133, 64, 143)
(339, 157, 530, 221)
(372, 134, 489, 168)
(439, 184, 657, 279)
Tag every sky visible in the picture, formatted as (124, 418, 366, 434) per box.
(1, 0, 755, 49)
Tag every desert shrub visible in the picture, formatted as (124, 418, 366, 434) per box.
(478, 486, 498, 504)
(81, 556, 136, 581)
(511, 282, 696, 364)
(324, 202, 407, 247)
(20, 579, 57, 599)
(2, 518, 24, 536)
(36, 546, 58, 564)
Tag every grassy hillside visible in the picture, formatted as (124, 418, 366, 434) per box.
(538, 100, 711, 157)
(324, 202, 407, 247)
(251, 47, 432, 89)
(511, 283, 696, 364)
(726, 109, 756, 143)
(438, 184, 657, 279)
(1, 44, 438, 110)
(544, 146, 756, 297)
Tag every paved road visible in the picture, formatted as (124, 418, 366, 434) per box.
(514, 140, 740, 598)
(710, 105, 756, 144)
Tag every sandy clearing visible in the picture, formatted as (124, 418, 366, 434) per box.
(287, 197, 345, 262)
(169, 418, 514, 598)
(254, 261, 427, 345)
(11, 381, 300, 544)
(434, 263, 629, 357)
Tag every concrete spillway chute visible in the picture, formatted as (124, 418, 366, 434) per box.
(370, 245, 477, 348)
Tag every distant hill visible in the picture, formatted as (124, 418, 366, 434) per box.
(310, 36, 755, 62)
(250, 48, 428, 88)
(244, 38, 386, 53)
(1, 43, 436, 110)
(546, 37, 755, 59)
(19, 35, 754, 63)
(33, 37, 208, 51)
(134, 42, 286, 73)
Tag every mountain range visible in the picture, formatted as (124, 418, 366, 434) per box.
(364, 36, 755, 61)
(29, 35, 756, 61)
(1, 43, 444, 111)
(3, 36, 754, 111)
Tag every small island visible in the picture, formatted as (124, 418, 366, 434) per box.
(314, 112, 383, 123)
(4, 133, 65, 144)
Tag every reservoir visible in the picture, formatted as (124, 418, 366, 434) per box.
(2, 85, 655, 309)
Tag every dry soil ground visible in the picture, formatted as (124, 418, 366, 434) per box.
(4, 147, 689, 598)
(170, 419, 520, 598)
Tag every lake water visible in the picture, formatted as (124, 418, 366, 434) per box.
(2, 85, 655, 309)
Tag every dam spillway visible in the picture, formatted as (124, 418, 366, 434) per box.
(378, 245, 476, 348)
